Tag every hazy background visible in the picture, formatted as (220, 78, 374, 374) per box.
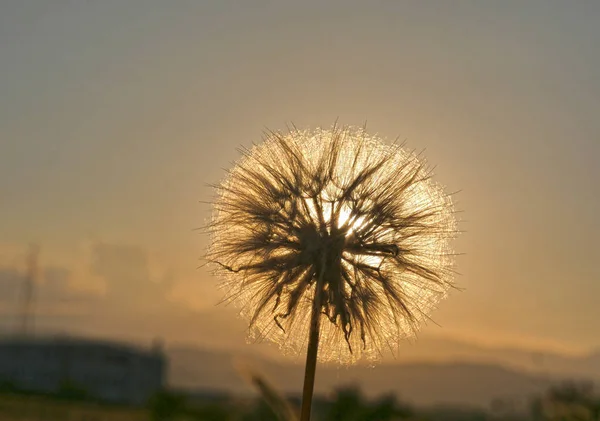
(1, 0, 599, 367)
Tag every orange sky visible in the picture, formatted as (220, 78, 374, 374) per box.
(1, 1, 599, 357)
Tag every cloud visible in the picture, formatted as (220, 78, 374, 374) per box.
(89, 242, 175, 311)
(41, 266, 100, 304)
(0, 242, 176, 309)
(0, 267, 22, 291)
(0, 241, 243, 348)
(0, 262, 101, 329)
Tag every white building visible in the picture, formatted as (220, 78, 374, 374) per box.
(0, 335, 166, 405)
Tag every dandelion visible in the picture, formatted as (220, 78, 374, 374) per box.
(206, 124, 458, 420)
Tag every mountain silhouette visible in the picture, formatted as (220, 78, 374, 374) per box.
(166, 344, 597, 407)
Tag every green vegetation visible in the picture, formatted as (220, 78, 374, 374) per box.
(149, 381, 600, 421)
(0, 393, 146, 421)
(318, 387, 413, 421)
(148, 390, 187, 421)
(56, 380, 91, 402)
(0, 381, 599, 420)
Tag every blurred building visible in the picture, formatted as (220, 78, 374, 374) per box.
(0, 335, 166, 405)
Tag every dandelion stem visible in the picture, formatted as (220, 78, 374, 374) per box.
(300, 259, 326, 421)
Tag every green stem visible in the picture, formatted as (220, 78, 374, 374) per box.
(300, 263, 325, 421)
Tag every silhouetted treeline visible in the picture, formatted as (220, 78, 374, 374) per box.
(1, 379, 598, 420)
(147, 381, 600, 421)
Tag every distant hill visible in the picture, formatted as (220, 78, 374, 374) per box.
(8, 325, 597, 407)
(378, 337, 600, 379)
(166, 346, 580, 408)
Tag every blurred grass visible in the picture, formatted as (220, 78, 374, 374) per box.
(0, 394, 147, 421)
(1, 380, 598, 420)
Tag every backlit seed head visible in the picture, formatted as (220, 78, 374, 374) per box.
(207, 125, 458, 364)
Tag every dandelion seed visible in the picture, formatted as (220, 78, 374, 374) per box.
(206, 124, 459, 420)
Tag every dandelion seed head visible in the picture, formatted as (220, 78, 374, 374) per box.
(207, 125, 458, 364)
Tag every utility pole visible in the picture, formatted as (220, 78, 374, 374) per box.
(18, 244, 39, 336)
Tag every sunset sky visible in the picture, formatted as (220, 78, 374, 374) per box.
(1, 1, 599, 358)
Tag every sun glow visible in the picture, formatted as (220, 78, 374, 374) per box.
(303, 196, 369, 236)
